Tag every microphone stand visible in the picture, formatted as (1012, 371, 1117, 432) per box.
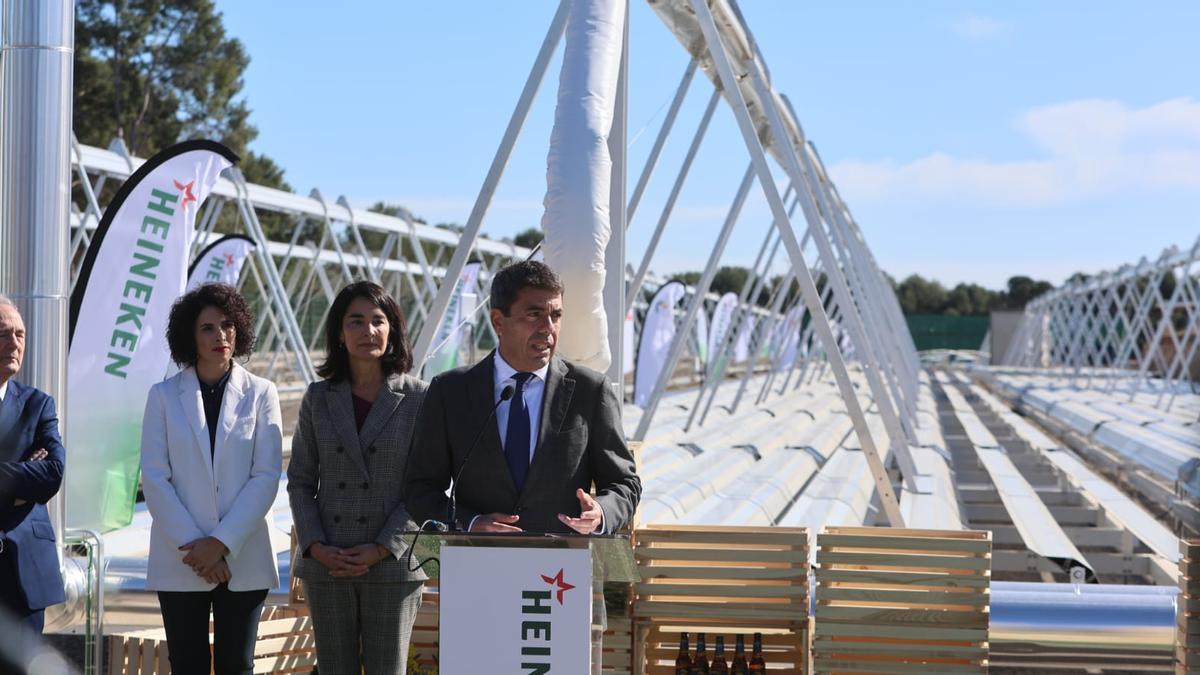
(447, 384, 514, 531)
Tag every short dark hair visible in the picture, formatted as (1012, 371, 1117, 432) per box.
(166, 283, 256, 367)
(489, 260, 564, 315)
(317, 281, 413, 381)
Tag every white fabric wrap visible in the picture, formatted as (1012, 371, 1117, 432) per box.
(540, 0, 626, 373)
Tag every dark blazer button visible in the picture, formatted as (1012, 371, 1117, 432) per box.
(338, 482, 346, 489)
(361, 482, 369, 490)
(333, 515, 341, 524)
(358, 516, 367, 524)
(369, 446, 377, 454)
(336, 446, 344, 454)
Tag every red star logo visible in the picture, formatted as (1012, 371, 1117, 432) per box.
(224, 253, 236, 265)
(174, 180, 198, 206)
(541, 568, 575, 605)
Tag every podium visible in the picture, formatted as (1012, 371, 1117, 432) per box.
(407, 531, 637, 674)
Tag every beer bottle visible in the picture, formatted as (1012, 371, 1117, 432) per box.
(731, 634, 749, 674)
(748, 632, 766, 671)
(710, 635, 729, 673)
(692, 632, 710, 674)
(675, 632, 692, 675)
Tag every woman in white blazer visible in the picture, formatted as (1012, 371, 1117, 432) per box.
(141, 283, 282, 675)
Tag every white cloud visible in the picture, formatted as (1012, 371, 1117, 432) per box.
(950, 15, 1009, 40)
(830, 97, 1200, 206)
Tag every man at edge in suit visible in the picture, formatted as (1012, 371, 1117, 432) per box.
(0, 295, 66, 633)
(405, 261, 640, 535)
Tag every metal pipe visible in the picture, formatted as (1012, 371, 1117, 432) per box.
(990, 581, 1176, 669)
(0, 0, 74, 577)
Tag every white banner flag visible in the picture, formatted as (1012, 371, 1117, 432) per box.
(735, 315, 754, 364)
(622, 309, 635, 375)
(692, 302, 708, 373)
(634, 281, 684, 408)
(187, 233, 256, 291)
(424, 261, 482, 378)
(775, 304, 805, 368)
(707, 292, 738, 374)
(66, 140, 236, 531)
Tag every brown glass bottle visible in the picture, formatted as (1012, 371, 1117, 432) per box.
(676, 632, 692, 675)
(691, 632, 710, 674)
(730, 634, 749, 674)
(710, 635, 729, 673)
(748, 632, 765, 671)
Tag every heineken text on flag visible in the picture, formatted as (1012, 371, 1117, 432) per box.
(66, 140, 237, 531)
(187, 233, 257, 291)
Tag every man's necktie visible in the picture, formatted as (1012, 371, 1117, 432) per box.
(504, 372, 534, 492)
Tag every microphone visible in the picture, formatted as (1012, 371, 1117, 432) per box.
(447, 384, 514, 531)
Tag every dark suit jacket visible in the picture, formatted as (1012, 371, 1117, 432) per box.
(0, 380, 66, 610)
(405, 353, 640, 534)
(287, 373, 428, 582)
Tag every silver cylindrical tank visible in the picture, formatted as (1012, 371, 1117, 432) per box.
(0, 0, 75, 547)
(991, 581, 1176, 669)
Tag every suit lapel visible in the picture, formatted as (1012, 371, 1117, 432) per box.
(326, 380, 369, 477)
(0, 381, 28, 460)
(213, 364, 248, 472)
(177, 369, 216, 486)
(468, 356, 504, 457)
(536, 357, 573, 450)
(359, 374, 405, 451)
(522, 357, 574, 499)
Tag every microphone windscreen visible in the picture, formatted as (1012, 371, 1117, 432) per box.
(500, 384, 515, 401)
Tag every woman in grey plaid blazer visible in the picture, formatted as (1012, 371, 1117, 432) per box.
(287, 281, 428, 675)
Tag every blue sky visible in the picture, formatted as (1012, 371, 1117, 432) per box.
(217, 2, 1200, 289)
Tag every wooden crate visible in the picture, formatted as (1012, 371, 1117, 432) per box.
(410, 585, 441, 671)
(107, 605, 315, 675)
(1178, 539, 1200, 674)
(251, 606, 317, 673)
(288, 527, 306, 606)
(107, 628, 170, 675)
(813, 526, 991, 674)
(603, 614, 633, 674)
(632, 524, 809, 673)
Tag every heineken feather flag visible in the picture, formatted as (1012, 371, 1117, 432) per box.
(66, 140, 237, 532)
(424, 261, 482, 378)
(634, 281, 684, 408)
(187, 233, 256, 291)
(706, 292, 738, 377)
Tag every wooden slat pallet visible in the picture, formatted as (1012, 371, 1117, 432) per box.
(632, 524, 809, 673)
(1178, 540, 1200, 674)
(604, 615, 634, 674)
(410, 585, 441, 672)
(107, 605, 315, 675)
(813, 526, 991, 674)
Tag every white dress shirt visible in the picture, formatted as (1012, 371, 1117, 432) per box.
(0, 378, 8, 404)
(493, 351, 549, 461)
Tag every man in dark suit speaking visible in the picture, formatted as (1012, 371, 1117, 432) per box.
(405, 261, 640, 535)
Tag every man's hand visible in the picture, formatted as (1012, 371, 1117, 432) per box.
(469, 513, 522, 533)
(180, 536, 229, 577)
(201, 559, 231, 585)
(311, 543, 371, 578)
(558, 489, 603, 534)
